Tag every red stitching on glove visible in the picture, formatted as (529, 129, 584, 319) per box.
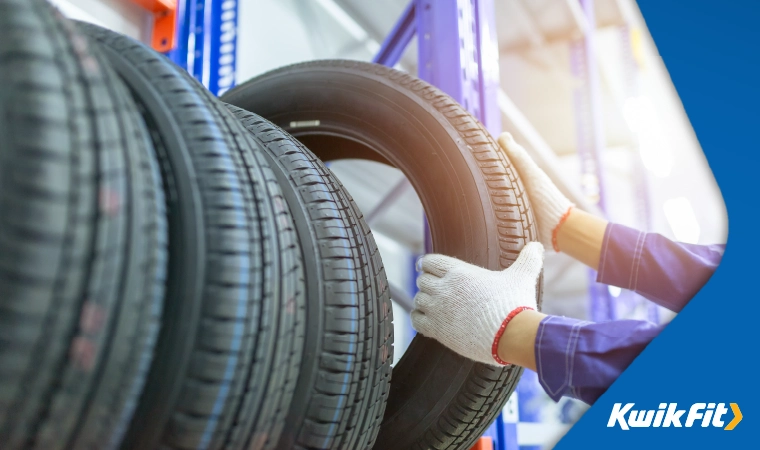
(551, 206, 574, 253)
(491, 306, 535, 365)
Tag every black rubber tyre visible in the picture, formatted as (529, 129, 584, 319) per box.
(75, 23, 303, 450)
(0, 2, 167, 449)
(227, 106, 393, 450)
(223, 60, 542, 450)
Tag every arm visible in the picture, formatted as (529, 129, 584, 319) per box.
(534, 316, 663, 405)
(495, 311, 664, 405)
(499, 311, 664, 405)
(595, 223, 724, 312)
(495, 309, 545, 371)
(410, 248, 660, 406)
(411, 132, 723, 404)
(500, 132, 724, 312)
(493, 308, 663, 405)
(555, 208, 607, 270)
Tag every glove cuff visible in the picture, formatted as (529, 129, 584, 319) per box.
(535, 188, 574, 249)
(491, 306, 535, 365)
(551, 205, 574, 252)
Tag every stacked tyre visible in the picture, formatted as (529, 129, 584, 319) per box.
(0, 1, 540, 449)
(0, 1, 167, 448)
(223, 61, 541, 450)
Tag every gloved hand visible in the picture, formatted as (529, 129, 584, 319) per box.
(411, 242, 544, 366)
(498, 132, 574, 252)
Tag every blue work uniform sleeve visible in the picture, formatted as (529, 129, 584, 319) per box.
(596, 223, 725, 312)
(535, 316, 664, 405)
(535, 223, 724, 405)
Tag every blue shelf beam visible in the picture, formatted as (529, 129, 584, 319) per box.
(373, 1, 416, 67)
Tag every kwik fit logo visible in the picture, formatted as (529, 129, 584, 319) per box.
(608, 403, 742, 430)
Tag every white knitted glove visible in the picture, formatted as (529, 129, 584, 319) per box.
(498, 132, 574, 252)
(411, 242, 544, 366)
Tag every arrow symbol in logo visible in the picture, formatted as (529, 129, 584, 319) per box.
(724, 403, 742, 430)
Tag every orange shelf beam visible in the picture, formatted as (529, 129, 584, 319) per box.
(130, 0, 177, 53)
(470, 437, 494, 450)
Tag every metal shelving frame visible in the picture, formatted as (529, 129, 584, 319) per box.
(373, 1, 514, 449)
(162, 1, 634, 448)
(166, 0, 238, 96)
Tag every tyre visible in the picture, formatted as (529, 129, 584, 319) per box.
(75, 23, 304, 450)
(0, 1, 167, 449)
(226, 106, 393, 450)
(223, 60, 542, 450)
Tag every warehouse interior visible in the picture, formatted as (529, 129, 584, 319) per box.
(6, 0, 727, 449)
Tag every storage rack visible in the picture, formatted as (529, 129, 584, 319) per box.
(141, 1, 623, 449)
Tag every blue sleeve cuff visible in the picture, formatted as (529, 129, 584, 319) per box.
(534, 315, 590, 403)
(535, 314, 665, 405)
(596, 223, 644, 293)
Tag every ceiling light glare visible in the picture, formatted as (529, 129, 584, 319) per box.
(624, 96, 674, 178)
(663, 197, 701, 244)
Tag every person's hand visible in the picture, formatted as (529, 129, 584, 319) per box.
(411, 242, 544, 366)
(498, 132, 574, 252)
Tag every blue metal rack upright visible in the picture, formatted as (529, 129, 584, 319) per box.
(569, 0, 616, 323)
(374, 1, 516, 449)
(372, 0, 502, 148)
(570, 0, 657, 325)
(167, 0, 238, 96)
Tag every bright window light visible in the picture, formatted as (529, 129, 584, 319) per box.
(623, 96, 674, 178)
(663, 197, 701, 244)
(638, 126, 674, 178)
(623, 96, 652, 134)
